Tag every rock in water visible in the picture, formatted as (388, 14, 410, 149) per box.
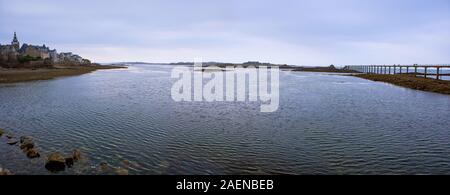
(6, 134, 14, 139)
(65, 158, 74, 168)
(26, 149, 40, 159)
(0, 128, 4, 137)
(122, 160, 131, 167)
(7, 139, 18, 145)
(0, 168, 13, 175)
(115, 167, 129, 175)
(20, 136, 35, 151)
(72, 149, 82, 161)
(99, 162, 110, 172)
(45, 153, 66, 172)
(20, 136, 33, 144)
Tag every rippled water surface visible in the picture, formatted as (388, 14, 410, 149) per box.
(1, 64, 450, 175)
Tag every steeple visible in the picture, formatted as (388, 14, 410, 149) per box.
(11, 31, 20, 50)
(13, 32, 18, 42)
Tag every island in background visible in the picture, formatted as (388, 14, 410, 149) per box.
(0, 32, 125, 84)
(123, 61, 359, 73)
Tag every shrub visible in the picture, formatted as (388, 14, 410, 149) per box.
(18, 55, 42, 63)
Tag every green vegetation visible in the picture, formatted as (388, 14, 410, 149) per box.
(17, 55, 42, 63)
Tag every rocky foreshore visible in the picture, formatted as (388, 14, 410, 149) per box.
(0, 127, 134, 175)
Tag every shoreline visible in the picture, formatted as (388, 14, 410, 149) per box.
(196, 64, 360, 73)
(0, 127, 132, 175)
(353, 74, 450, 95)
(290, 67, 360, 73)
(0, 65, 127, 84)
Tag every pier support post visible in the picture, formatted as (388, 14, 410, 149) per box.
(437, 67, 440, 80)
(424, 67, 428, 78)
(414, 65, 418, 77)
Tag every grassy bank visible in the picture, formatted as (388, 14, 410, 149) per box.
(0, 65, 126, 84)
(355, 74, 450, 95)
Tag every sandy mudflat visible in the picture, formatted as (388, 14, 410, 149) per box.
(355, 74, 450, 95)
(0, 65, 126, 84)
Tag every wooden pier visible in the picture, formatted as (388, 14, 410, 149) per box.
(344, 65, 450, 80)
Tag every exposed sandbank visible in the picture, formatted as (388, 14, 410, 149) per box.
(0, 65, 126, 84)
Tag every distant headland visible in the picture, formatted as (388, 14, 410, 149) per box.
(0, 32, 93, 68)
(0, 32, 125, 83)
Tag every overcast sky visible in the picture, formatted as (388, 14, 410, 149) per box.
(0, 0, 449, 65)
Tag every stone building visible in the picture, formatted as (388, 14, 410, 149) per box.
(0, 32, 91, 67)
(0, 44, 19, 62)
(49, 49, 59, 63)
(58, 52, 84, 64)
(19, 44, 52, 59)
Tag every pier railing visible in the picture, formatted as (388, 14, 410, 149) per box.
(343, 65, 450, 80)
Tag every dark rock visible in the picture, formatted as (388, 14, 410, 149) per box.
(72, 149, 82, 161)
(20, 136, 32, 144)
(99, 162, 110, 172)
(65, 158, 74, 168)
(45, 152, 66, 172)
(115, 167, 129, 175)
(7, 139, 18, 145)
(0, 168, 13, 175)
(20, 137, 35, 151)
(6, 134, 13, 139)
(0, 128, 4, 137)
(26, 149, 40, 159)
(122, 160, 131, 167)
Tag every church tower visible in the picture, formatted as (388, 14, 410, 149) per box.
(11, 32, 20, 50)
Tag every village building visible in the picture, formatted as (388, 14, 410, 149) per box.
(19, 44, 52, 60)
(0, 32, 90, 66)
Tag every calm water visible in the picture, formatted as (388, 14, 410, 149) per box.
(1, 64, 450, 175)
